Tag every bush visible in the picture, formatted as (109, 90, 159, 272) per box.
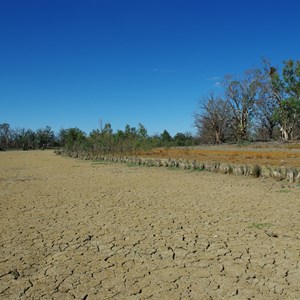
(252, 164, 261, 178)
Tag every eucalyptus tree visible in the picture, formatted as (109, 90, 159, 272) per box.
(194, 92, 230, 144)
(224, 69, 262, 141)
(269, 60, 300, 140)
(254, 62, 280, 140)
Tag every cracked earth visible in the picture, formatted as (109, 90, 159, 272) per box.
(0, 150, 299, 299)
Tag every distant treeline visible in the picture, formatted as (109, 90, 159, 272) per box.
(2, 58, 300, 153)
(0, 122, 196, 153)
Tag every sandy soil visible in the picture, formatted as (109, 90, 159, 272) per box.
(0, 150, 299, 299)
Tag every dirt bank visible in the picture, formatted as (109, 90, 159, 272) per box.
(136, 144, 300, 168)
(0, 151, 299, 299)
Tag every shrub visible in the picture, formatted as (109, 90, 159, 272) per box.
(252, 164, 261, 178)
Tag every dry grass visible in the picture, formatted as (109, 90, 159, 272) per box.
(136, 143, 300, 168)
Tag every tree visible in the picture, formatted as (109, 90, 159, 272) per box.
(124, 124, 138, 152)
(224, 69, 262, 141)
(194, 92, 230, 144)
(18, 128, 36, 150)
(136, 123, 150, 150)
(269, 60, 300, 140)
(161, 130, 172, 144)
(137, 123, 148, 140)
(114, 129, 126, 153)
(58, 128, 68, 147)
(64, 127, 86, 151)
(0, 123, 11, 150)
(253, 61, 280, 140)
(102, 123, 114, 152)
(35, 126, 55, 149)
(173, 132, 195, 146)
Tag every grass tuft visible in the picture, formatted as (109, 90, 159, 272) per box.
(126, 162, 138, 167)
(252, 164, 262, 178)
(250, 223, 273, 229)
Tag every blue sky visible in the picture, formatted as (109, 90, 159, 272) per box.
(1, 0, 299, 136)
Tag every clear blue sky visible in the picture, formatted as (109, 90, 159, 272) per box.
(1, 0, 299, 136)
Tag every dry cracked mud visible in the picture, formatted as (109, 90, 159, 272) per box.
(0, 150, 299, 299)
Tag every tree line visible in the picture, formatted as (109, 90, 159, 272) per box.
(0, 124, 57, 151)
(2, 58, 299, 153)
(0, 122, 195, 153)
(194, 59, 300, 143)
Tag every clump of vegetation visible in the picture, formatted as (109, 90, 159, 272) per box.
(227, 165, 234, 174)
(252, 164, 262, 178)
(0, 121, 196, 154)
(250, 223, 273, 229)
(276, 188, 290, 193)
(0, 123, 57, 150)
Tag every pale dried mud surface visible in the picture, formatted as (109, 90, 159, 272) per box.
(0, 150, 299, 300)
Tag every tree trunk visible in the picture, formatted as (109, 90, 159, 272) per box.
(215, 130, 221, 144)
(280, 126, 292, 141)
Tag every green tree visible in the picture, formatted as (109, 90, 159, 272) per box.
(269, 60, 300, 140)
(64, 127, 86, 151)
(137, 123, 148, 140)
(19, 128, 36, 150)
(102, 123, 114, 153)
(123, 124, 138, 152)
(35, 126, 55, 149)
(174, 133, 190, 146)
(161, 130, 172, 145)
(114, 129, 126, 153)
(58, 128, 68, 147)
(0, 123, 11, 150)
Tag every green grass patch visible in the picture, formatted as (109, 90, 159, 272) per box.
(91, 160, 110, 165)
(126, 162, 139, 167)
(249, 223, 273, 229)
(188, 167, 205, 172)
(276, 189, 290, 193)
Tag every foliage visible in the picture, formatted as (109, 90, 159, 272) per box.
(35, 126, 55, 149)
(194, 58, 300, 142)
(0, 121, 199, 154)
(269, 60, 300, 140)
(61, 127, 87, 151)
(224, 69, 262, 141)
(0, 123, 11, 150)
(0, 123, 55, 150)
(2, 58, 300, 154)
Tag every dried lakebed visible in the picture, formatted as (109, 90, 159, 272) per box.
(0, 150, 299, 299)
